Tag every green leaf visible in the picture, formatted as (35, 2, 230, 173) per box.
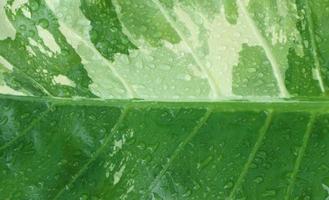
(1, 0, 329, 199)
(1, 95, 329, 199)
(1, 0, 329, 98)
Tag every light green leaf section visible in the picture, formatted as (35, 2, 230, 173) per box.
(1, 0, 328, 99)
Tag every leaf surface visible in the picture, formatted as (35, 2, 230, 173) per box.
(1, 0, 329, 199)
(1, 95, 329, 199)
(1, 0, 329, 98)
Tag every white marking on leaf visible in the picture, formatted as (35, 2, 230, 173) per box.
(113, 164, 126, 185)
(0, 85, 26, 95)
(151, 0, 221, 98)
(11, 0, 28, 13)
(237, 0, 290, 97)
(0, 56, 14, 71)
(21, 6, 31, 18)
(53, 74, 76, 87)
(45, 0, 136, 98)
(36, 25, 61, 54)
(322, 184, 329, 200)
(28, 38, 51, 56)
(0, 0, 16, 40)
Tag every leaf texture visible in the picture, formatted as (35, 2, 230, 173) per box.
(1, 0, 329, 99)
(1, 0, 329, 199)
(1, 95, 329, 199)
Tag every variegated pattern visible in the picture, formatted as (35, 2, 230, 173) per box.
(0, 0, 328, 99)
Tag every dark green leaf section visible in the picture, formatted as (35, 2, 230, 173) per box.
(233, 45, 279, 96)
(243, 0, 327, 97)
(80, 0, 137, 61)
(304, 0, 329, 92)
(285, 0, 323, 96)
(0, 99, 122, 199)
(0, 95, 329, 199)
(0, 99, 48, 148)
(292, 114, 329, 199)
(0, 0, 94, 97)
(285, 48, 321, 96)
(235, 112, 312, 199)
(223, 0, 238, 24)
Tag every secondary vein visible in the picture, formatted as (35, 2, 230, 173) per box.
(284, 113, 316, 200)
(59, 23, 136, 98)
(147, 109, 212, 195)
(304, 0, 326, 93)
(52, 107, 130, 200)
(0, 105, 52, 152)
(237, 0, 289, 98)
(0, 55, 54, 97)
(228, 110, 273, 199)
(150, 0, 221, 97)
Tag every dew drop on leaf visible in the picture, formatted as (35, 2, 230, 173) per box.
(28, 0, 39, 11)
(20, 113, 30, 120)
(0, 116, 8, 125)
(262, 190, 277, 197)
(137, 142, 146, 150)
(254, 176, 264, 184)
(182, 190, 192, 197)
(38, 18, 49, 29)
(224, 181, 234, 189)
(19, 24, 27, 31)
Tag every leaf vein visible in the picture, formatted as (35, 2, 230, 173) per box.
(150, 0, 221, 97)
(284, 113, 316, 200)
(304, 0, 326, 93)
(237, 1, 289, 97)
(59, 23, 136, 98)
(147, 109, 212, 195)
(0, 105, 52, 153)
(52, 107, 130, 200)
(228, 110, 273, 199)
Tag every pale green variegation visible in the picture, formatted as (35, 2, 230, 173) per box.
(0, 0, 328, 99)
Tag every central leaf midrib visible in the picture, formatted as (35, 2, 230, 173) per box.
(0, 94, 329, 112)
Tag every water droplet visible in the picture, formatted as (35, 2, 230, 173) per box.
(184, 74, 192, 81)
(0, 116, 8, 125)
(29, 0, 40, 11)
(144, 154, 153, 162)
(262, 190, 276, 197)
(247, 68, 256, 73)
(182, 190, 192, 197)
(79, 194, 88, 200)
(254, 176, 264, 184)
(153, 110, 178, 126)
(38, 18, 49, 28)
(198, 156, 213, 169)
(137, 142, 146, 150)
(192, 181, 201, 190)
(250, 162, 258, 169)
(19, 24, 26, 31)
(159, 64, 171, 71)
(224, 181, 234, 189)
